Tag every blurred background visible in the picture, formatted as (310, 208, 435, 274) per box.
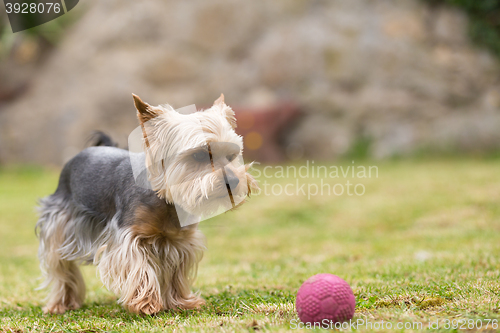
(1, 2, 500, 330)
(1, 0, 500, 165)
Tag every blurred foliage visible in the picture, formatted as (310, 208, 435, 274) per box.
(0, 7, 81, 61)
(426, 0, 500, 57)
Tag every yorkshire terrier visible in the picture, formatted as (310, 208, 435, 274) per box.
(36, 94, 258, 314)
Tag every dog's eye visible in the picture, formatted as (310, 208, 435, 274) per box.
(192, 151, 210, 162)
(226, 154, 237, 162)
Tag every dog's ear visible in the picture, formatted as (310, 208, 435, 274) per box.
(214, 93, 225, 106)
(213, 93, 237, 129)
(132, 94, 164, 124)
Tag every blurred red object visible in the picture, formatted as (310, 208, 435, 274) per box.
(233, 101, 300, 163)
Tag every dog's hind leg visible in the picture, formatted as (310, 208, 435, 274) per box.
(41, 258, 85, 314)
(37, 198, 86, 314)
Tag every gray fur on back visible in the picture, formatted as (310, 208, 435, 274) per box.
(39, 146, 179, 263)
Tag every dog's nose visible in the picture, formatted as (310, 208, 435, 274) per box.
(224, 169, 240, 189)
(226, 176, 239, 189)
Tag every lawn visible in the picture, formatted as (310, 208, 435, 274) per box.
(0, 159, 499, 332)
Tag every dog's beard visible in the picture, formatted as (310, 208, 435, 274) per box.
(167, 167, 248, 218)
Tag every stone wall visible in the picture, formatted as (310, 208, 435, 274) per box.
(1, 0, 499, 165)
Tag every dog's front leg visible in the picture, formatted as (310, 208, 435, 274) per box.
(96, 232, 164, 315)
(160, 228, 206, 311)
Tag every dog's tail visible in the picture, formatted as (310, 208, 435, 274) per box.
(87, 131, 119, 147)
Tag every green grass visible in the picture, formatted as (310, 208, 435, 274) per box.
(0, 160, 500, 332)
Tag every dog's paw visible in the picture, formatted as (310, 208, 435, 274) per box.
(43, 304, 66, 314)
(140, 303, 163, 315)
(126, 301, 164, 315)
(43, 301, 80, 314)
(178, 295, 205, 310)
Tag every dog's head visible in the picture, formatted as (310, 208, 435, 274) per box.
(132, 94, 259, 218)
